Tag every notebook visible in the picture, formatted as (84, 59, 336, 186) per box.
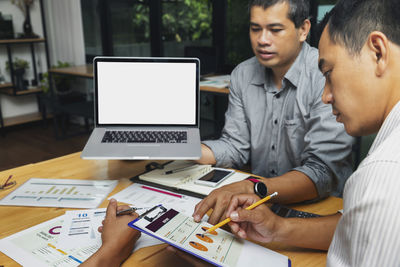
(81, 57, 201, 160)
(135, 161, 249, 196)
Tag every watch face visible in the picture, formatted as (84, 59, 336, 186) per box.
(255, 182, 267, 198)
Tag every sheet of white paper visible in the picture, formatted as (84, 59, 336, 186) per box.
(0, 213, 163, 267)
(59, 209, 105, 249)
(109, 183, 202, 216)
(0, 215, 99, 267)
(59, 208, 163, 252)
(0, 178, 117, 208)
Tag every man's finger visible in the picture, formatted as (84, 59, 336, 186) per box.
(207, 198, 229, 225)
(193, 197, 216, 222)
(230, 209, 264, 224)
(105, 198, 117, 219)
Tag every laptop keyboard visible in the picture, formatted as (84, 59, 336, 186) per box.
(101, 130, 187, 143)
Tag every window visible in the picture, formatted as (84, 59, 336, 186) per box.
(162, 0, 212, 57)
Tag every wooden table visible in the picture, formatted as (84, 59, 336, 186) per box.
(48, 64, 230, 94)
(0, 152, 342, 266)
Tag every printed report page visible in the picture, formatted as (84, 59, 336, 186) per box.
(130, 205, 289, 267)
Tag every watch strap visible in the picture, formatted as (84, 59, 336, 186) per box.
(246, 177, 260, 183)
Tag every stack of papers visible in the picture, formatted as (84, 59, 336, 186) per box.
(200, 75, 230, 88)
(0, 181, 204, 266)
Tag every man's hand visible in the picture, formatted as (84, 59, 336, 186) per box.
(81, 199, 141, 267)
(225, 194, 282, 243)
(193, 180, 254, 224)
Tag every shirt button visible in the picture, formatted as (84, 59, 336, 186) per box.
(271, 145, 275, 150)
(274, 119, 278, 125)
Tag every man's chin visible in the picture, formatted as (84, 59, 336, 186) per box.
(256, 56, 278, 68)
(344, 123, 362, 137)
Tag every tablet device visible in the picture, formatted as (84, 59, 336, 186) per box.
(128, 205, 290, 267)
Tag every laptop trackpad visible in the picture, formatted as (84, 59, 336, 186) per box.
(124, 145, 160, 158)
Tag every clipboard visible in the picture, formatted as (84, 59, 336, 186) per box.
(128, 205, 291, 267)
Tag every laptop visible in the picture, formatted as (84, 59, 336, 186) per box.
(81, 57, 201, 160)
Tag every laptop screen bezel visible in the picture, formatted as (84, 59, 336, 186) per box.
(93, 57, 200, 128)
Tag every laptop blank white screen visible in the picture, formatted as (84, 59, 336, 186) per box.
(97, 61, 197, 125)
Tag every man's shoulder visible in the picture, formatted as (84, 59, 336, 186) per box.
(229, 57, 263, 90)
(302, 44, 321, 73)
(233, 56, 260, 73)
(293, 43, 322, 84)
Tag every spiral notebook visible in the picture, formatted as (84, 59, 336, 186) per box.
(136, 161, 249, 197)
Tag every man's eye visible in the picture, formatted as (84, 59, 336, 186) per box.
(271, 29, 283, 33)
(251, 27, 261, 32)
(323, 70, 332, 78)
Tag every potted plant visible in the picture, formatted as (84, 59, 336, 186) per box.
(6, 57, 29, 90)
(40, 61, 72, 94)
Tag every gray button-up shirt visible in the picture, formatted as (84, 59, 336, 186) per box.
(203, 42, 354, 198)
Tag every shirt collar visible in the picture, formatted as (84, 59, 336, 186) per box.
(368, 101, 400, 155)
(284, 42, 308, 88)
(250, 42, 309, 88)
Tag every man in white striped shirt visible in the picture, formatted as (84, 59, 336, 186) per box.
(224, 0, 400, 265)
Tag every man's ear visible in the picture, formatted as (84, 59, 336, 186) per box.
(367, 31, 389, 77)
(299, 19, 311, 42)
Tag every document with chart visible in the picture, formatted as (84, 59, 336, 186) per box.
(0, 178, 117, 208)
(0, 215, 99, 267)
(129, 205, 290, 267)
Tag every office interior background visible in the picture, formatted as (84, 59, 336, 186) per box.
(0, 0, 374, 172)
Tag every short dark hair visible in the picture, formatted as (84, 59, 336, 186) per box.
(248, 0, 310, 28)
(319, 0, 400, 55)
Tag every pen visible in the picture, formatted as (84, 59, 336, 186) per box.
(164, 165, 197, 175)
(206, 192, 278, 234)
(116, 206, 137, 216)
(141, 185, 183, 198)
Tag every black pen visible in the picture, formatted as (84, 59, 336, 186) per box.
(164, 165, 197, 175)
(116, 206, 137, 216)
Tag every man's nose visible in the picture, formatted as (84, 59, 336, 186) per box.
(258, 29, 272, 46)
(322, 85, 333, 104)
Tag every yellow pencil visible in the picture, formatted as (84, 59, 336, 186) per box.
(205, 192, 278, 234)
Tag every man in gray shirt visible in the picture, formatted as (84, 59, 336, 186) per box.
(194, 0, 353, 224)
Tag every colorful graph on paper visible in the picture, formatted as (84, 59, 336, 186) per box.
(0, 178, 117, 208)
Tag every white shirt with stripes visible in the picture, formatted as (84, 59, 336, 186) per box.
(327, 101, 400, 266)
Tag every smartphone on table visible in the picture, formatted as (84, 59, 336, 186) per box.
(194, 168, 235, 187)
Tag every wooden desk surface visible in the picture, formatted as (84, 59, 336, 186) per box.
(47, 64, 230, 94)
(48, 65, 94, 79)
(0, 152, 342, 266)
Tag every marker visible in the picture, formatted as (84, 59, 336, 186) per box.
(206, 192, 278, 234)
(141, 185, 183, 198)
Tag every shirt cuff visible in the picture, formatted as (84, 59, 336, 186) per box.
(202, 140, 233, 168)
(292, 163, 332, 199)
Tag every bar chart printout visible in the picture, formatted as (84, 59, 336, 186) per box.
(0, 178, 118, 208)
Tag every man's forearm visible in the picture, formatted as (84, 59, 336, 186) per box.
(81, 246, 122, 267)
(276, 213, 341, 250)
(196, 144, 217, 165)
(260, 171, 318, 204)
